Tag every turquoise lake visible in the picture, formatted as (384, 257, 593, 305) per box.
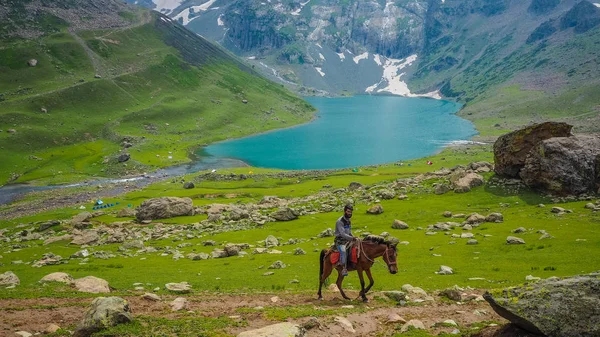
(203, 95, 477, 170)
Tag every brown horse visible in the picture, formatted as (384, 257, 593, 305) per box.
(318, 236, 398, 302)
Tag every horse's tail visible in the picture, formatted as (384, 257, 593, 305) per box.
(319, 249, 326, 280)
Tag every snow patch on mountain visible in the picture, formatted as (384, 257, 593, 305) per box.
(152, 0, 184, 14)
(337, 52, 345, 61)
(173, 0, 218, 25)
(315, 67, 325, 77)
(291, 0, 311, 16)
(353, 52, 369, 64)
(373, 54, 382, 66)
(319, 53, 325, 60)
(217, 14, 224, 26)
(594, 3, 600, 7)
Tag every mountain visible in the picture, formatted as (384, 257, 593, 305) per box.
(138, 0, 600, 134)
(0, 0, 314, 186)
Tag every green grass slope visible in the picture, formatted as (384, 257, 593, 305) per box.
(0, 2, 314, 186)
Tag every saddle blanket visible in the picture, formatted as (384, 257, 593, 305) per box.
(330, 247, 358, 265)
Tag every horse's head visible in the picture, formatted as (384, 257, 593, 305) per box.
(383, 243, 398, 274)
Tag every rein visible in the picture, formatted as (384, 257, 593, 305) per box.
(359, 239, 397, 266)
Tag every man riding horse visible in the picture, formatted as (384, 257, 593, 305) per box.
(335, 204, 357, 277)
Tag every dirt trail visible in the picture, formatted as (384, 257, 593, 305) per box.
(0, 292, 506, 336)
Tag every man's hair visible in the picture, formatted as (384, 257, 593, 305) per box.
(344, 204, 353, 211)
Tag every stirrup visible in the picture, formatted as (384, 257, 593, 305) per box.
(342, 268, 348, 276)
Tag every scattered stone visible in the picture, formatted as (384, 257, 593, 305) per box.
(442, 211, 452, 218)
(551, 206, 566, 214)
(270, 208, 299, 221)
(44, 324, 61, 334)
(486, 212, 504, 223)
(15, 332, 32, 337)
(348, 182, 363, 190)
(170, 297, 188, 311)
(237, 322, 304, 337)
(118, 153, 130, 163)
(386, 313, 406, 324)
(265, 235, 279, 247)
(467, 239, 478, 245)
(183, 182, 195, 189)
(367, 204, 384, 214)
(41, 272, 74, 285)
(436, 265, 454, 275)
(293, 248, 306, 255)
(506, 236, 526, 245)
(0, 271, 19, 286)
(268, 260, 286, 269)
(165, 282, 191, 293)
(116, 208, 136, 218)
(401, 319, 425, 332)
(74, 276, 110, 293)
(28, 59, 38, 66)
(513, 227, 526, 233)
(334, 316, 355, 333)
(391, 219, 409, 229)
(73, 297, 132, 337)
(136, 197, 194, 221)
(317, 228, 334, 237)
(466, 213, 486, 224)
(382, 291, 406, 302)
(142, 293, 161, 301)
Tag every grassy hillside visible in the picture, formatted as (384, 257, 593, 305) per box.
(411, 0, 600, 136)
(0, 2, 314, 186)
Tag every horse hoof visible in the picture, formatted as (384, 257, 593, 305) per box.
(362, 298, 369, 303)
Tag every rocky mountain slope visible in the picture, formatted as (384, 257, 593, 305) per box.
(0, 0, 313, 185)
(134, 0, 600, 133)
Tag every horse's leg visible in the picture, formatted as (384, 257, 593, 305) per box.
(335, 268, 351, 300)
(363, 268, 375, 295)
(356, 267, 368, 302)
(318, 254, 333, 300)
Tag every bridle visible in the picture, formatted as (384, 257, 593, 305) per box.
(360, 240, 397, 268)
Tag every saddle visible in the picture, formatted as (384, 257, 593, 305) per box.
(329, 246, 358, 265)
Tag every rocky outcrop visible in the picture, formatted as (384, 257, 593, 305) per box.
(520, 135, 600, 195)
(73, 297, 133, 337)
(494, 122, 572, 178)
(0, 271, 20, 286)
(135, 197, 194, 221)
(484, 272, 600, 337)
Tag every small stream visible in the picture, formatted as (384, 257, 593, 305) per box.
(0, 156, 247, 206)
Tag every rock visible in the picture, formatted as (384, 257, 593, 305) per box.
(494, 122, 573, 178)
(513, 227, 526, 233)
(136, 197, 194, 221)
(348, 181, 363, 190)
(293, 248, 306, 255)
(15, 332, 32, 337)
(242, 99, 248, 104)
(483, 273, 600, 337)
(73, 297, 132, 337)
(142, 293, 161, 301)
(454, 173, 485, 193)
(506, 236, 526, 245)
(44, 324, 61, 334)
(165, 282, 191, 293)
(187, 252, 210, 260)
(7, 128, 16, 133)
(440, 288, 462, 301)
(71, 230, 99, 246)
(211, 249, 228, 258)
(435, 183, 452, 195)
(170, 297, 188, 311)
(37, 219, 60, 231)
(71, 212, 92, 227)
(270, 208, 299, 221)
(268, 260, 286, 269)
(391, 219, 409, 229)
(436, 265, 454, 275)
(486, 212, 504, 223)
(467, 239, 479, 245)
(237, 322, 304, 337)
(44, 234, 73, 245)
(551, 206, 565, 213)
(122, 240, 144, 250)
(382, 291, 406, 302)
(443, 211, 452, 218)
(117, 208, 136, 218)
(183, 182, 195, 189)
(0, 271, 19, 286)
(71, 249, 90, 258)
(41, 272, 74, 285)
(520, 135, 600, 195)
(377, 189, 396, 199)
(118, 153, 130, 163)
(301, 317, 322, 330)
(317, 228, 334, 237)
(265, 235, 279, 247)
(386, 313, 406, 324)
(401, 319, 426, 332)
(224, 244, 241, 256)
(466, 213, 486, 224)
(367, 204, 384, 214)
(28, 59, 37, 66)
(334, 316, 355, 333)
(74, 276, 111, 293)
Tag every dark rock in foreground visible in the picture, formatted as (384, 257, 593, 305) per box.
(73, 297, 132, 337)
(520, 135, 600, 195)
(494, 122, 572, 178)
(483, 272, 600, 337)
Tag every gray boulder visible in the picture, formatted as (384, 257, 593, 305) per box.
(74, 276, 111, 293)
(494, 122, 573, 177)
(507, 236, 526, 245)
(116, 208, 136, 218)
(270, 208, 299, 221)
(183, 182, 195, 189)
(136, 197, 194, 221)
(520, 135, 600, 195)
(367, 204, 384, 214)
(73, 297, 133, 337)
(41, 272, 74, 285)
(165, 282, 191, 293)
(453, 173, 484, 193)
(392, 220, 409, 229)
(117, 153, 130, 163)
(0, 271, 19, 286)
(484, 273, 600, 337)
(265, 235, 279, 247)
(71, 212, 92, 227)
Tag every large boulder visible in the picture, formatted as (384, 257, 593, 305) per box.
(73, 297, 133, 337)
(494, 122, 572, 178)
(520, 135, 600, 195)
(135, 197, 194, 221)
(41, 272, 75, 285)
(484, 273, 600, 337)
